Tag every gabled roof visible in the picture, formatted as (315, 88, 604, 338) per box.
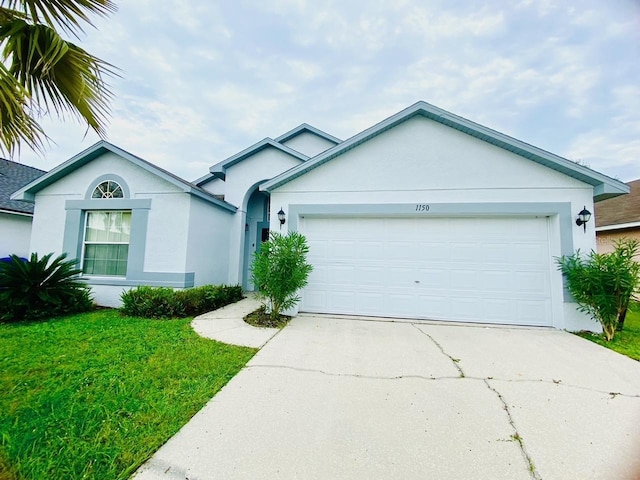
(0, 158, 46, 215)
(595, 179, 640, 230)
(209, 138, 309, 181)
(11, 141, 237, 213)
(261, 101, 629, 201)
(274, 123, 342, 145)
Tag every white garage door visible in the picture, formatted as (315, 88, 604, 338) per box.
(299, 216, 553, 326)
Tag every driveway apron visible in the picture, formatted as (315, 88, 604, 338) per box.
(133, 315, 640, 480)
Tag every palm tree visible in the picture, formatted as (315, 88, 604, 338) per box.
(0, 0, 117, 155)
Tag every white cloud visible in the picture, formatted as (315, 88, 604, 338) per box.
(11, 0, 640, 185)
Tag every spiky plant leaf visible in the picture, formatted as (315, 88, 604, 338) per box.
(0, 252, 92, 321)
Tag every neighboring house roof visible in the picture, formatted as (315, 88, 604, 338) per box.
(0, 158, 46, 215)
(274, 123, 342, 145)
(208, 138, 309, 181)
(261, 101, 629, 201)
(11, 141, 237, 213)
(595, 179, 640, 231)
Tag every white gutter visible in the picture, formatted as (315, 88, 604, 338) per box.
(596, 221, 640, 232)
(0, 209, 33, 217)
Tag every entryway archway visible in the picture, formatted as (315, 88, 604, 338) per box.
(242, 188, 270, 290)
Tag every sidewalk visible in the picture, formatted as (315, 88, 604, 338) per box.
(191, 294, 279, 348)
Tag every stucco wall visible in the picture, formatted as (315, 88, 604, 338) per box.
(281, 131, 337, 157)
(270, 115, 598, 331)
(224, 147, 303, 285)
(0, 212, 33, 257)
(596, 228, 640, 257)
(186, 196, 233, 285)
(198, 177, 226, 197)
(31, 152, 190, 272)
(28, 151, 232, 306)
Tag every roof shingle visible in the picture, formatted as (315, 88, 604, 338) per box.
(0, 159, 46, 214)
(595, 179, 640, 227)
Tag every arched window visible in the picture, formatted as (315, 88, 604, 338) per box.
(92, 180, 124, 199)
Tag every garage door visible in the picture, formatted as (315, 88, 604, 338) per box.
(299, 216, 553, 326)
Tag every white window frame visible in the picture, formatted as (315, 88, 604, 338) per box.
(81, 210, 131, 277)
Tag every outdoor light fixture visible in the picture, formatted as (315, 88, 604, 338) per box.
(277, 208, 286, 228)
(575, 206, 592, 233)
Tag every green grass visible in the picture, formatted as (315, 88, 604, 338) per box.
(576, 302, 640, 361)
(0, 310, 257, 480)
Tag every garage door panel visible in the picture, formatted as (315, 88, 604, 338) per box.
(356, 267, 386, 285)
(418, 268, 450, 288)
(450, 269, 480, 289)
(329, 240, 356, 258)
(515, 271, 548, 294)
(516, 300, 551, 325)
(482, 270, 512, 291)
(451, 243, 482, 263)
(329, 265, 355, 285)
(359, 241, 384, 259)
(299, 216, 554, 326)
(308, 264, 328, 283)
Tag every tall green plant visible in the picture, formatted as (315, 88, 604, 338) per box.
(556, 239, 640, 341)
(251, 231, 313, 321)
(0, 252, 92, 321)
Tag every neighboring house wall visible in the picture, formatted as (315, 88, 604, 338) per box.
(597, 229, 640, 256)
(0, 212, 32, 257)
(269, 115, 597, 330)
(280, 131, 337, 157)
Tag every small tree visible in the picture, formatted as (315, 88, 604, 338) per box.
(251, 231, 313, 321)
(556, 239, 640, 341)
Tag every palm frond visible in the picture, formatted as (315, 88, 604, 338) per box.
(1, 0, 116, 34)
(0, 62, 45, 154)
(0, 17, 116, 140)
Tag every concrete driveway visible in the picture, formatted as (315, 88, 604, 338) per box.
(134, 315, 640, 480)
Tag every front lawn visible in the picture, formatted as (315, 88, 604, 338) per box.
(576, 302, 640, 361)
(0, 310, 257, 480)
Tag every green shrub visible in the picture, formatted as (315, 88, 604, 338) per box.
(0, 252, 93, 322)
(556, 239, 640, 341)
(120, 284, 243, 319)
(251, 231, 313, 321)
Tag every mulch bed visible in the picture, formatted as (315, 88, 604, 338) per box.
(244, 306, 291, 329)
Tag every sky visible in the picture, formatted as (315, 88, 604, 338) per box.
(15, 0, 640, 183)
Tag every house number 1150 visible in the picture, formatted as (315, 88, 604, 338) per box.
(415, 204, 430, 212)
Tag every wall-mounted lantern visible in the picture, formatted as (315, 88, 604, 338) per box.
(575, 206, 592, 233)
(277, 208, 286, 229)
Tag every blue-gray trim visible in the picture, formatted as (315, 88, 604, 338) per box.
(84, 174, 130, 199)
(67, 198, 152, 210)
(287, 202, 574, 301)
(209, 138, 309, 181)
(193, 172, 215, 187)
(63, 198, 195, 288)
(274, 123, 342, 145)
(261, 101, 629, 202)
(11, 140, 237, 213)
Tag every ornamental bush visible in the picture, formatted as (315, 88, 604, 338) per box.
(0, 252, 93, 322)
(556, 239, 640, 341)
(120, 284, 243, 319)
(251, 231, 313, 321)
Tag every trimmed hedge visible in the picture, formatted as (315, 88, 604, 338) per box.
(120, 284, 243, 319)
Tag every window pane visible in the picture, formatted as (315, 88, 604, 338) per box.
(83, 211, 131, 276)
(83, 244, 129, 276)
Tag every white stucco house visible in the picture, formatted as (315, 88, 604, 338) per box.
(0, 159, 46, 258)
(10, 101, 629, 331)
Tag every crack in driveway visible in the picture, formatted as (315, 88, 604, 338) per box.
(415, 324, 541, 480)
